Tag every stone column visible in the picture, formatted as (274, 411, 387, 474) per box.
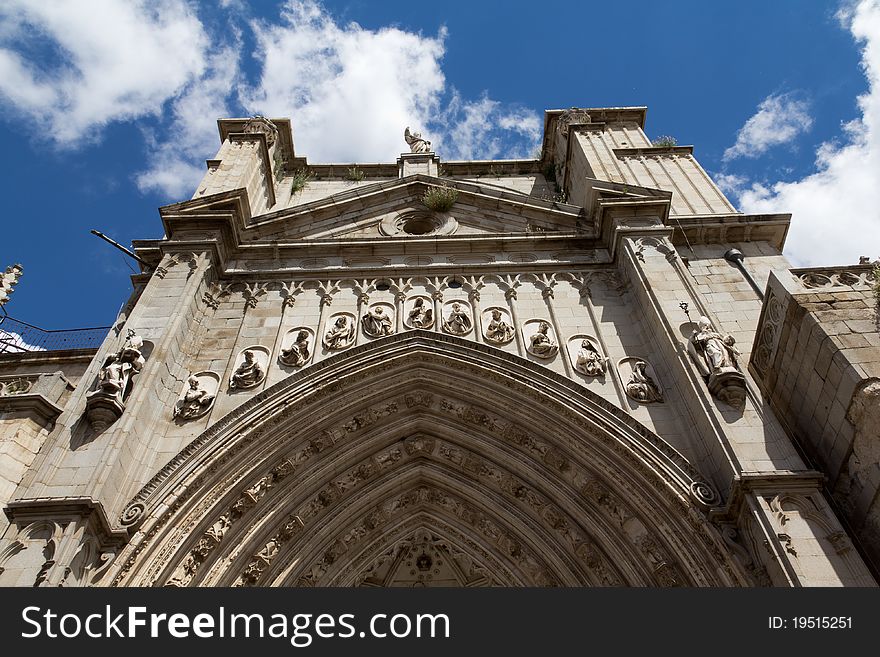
(469, 288, 483, 344)
(505, 287, 525, 357)
(432, 290, 443, 333)
(395, 291, 406, 333)
(541, 285, 574, 378)
(579, 283, 628, 408)
(355, 292, 369, 346)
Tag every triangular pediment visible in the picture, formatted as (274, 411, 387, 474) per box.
(245, 175, 586, 241)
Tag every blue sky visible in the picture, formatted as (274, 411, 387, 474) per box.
(1, 0, 878, 330)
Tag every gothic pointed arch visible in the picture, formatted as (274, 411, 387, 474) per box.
(107, 331, 750, 587)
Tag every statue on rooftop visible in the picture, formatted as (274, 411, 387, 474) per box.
(404, 127, 431, 154)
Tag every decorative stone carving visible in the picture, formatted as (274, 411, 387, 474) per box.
(173, 373, 218, 421)
(619, 357, 663, 403)
(228, 347, 268, 390)
(441, 300, 473, 336)
(687, 316, 747, 409)
(568, 336, 606, 377)
(404, 296, 434, 329)
(242, 115, 278, 147)
(323, 313, 356, 350)
(0, 263, 23, 307)
(404, 126, 431, 153)
(0, 377, 32, 395)
(752, 290, 784, 377)
(379, 210, 458, 237)
(85, 330, 146, 430)
(361, 303, 395, 337)
(278, 328, 313, 367)
(482, 307, 515, 345)
(524, 320, 558, 359)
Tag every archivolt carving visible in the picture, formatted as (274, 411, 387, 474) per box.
(109, 333, 739, 587)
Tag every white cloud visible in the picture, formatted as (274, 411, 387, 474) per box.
(733, 0, 880, 266)
(433, 91, 542, 161)
(723, 93, 813, 161)
(242, 0, 447, 162)
(0, 0, 209, 146)
(0, 0, 542, 197)
(136, 45, 241, 198)
(242, 0, 540, 164)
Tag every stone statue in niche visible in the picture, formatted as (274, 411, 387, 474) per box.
(362, 306, 394, 337)
(687, 315, 747, 409)
(324, 315, 355, 350)
(95, 332, 145, 402)
(279, 330, 311, 367)
(688, 316, 740, 373)
(85, 330, 146, 430)
(624, 360, 663, 403)
(527, 321, 558, 358)
(442, 302, 472, 335)
(407, 298, 434, 329)
(575, 340, 606, 377)
(484, 309, 514, 344)
(229, 350, 265, 390)
(173, 376, 216, 420)
(404, 127, 431, 153)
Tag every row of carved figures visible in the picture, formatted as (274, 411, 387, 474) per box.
(86, 313, 746, 428)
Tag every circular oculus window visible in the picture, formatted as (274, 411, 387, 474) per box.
(379, 211, 458, 237)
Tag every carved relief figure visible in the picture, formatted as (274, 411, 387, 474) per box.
(484, 309, 514, 344)
(362, 306, 394, 337)
(407, 297, 434, 329)
(95, 332, 145, 402)
(575, 340, 605, 377)
(443, 302, 472, 335)
(173, 376, 216, 420)
(625, 360, 663, 403)
(527, 321, 558, 358)
(688, 316, 740, 376)
(404, 127, 431, 153)
(279, 330, 311, 367)
(324, 315, 355, 350)
(229, 350, 265, 389)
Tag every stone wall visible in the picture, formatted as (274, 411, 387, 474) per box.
(751, 266, 880, 570)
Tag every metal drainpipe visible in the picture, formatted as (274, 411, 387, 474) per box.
(724, 248, 764, 300)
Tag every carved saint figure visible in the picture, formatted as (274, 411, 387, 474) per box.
(404, 127, 431, 153)
(174, 375, 215, 420)
(362, 306, 394, 337)
(407, 298, 434, 329)
(625, 360, 663, 403)
(324, 316, 355, 349)
(688, 316, 740, 376)
(575, 340, 605, 377)
(279, 330, 311, 367)
(443, 302, 472, 335)
(528, 321, 558, 358)
(229, 350, 265, 389)
(484, 309, 514, 344)
(96, 332, 145, 402)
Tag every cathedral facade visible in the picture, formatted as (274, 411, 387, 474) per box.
(0, 108, 877, 586)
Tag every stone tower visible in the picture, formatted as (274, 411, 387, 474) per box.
(0, 108, 877, 587)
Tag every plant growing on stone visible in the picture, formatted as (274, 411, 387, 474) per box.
(422, 185, 458, 212)
(290, 168, 313, 195)
(347, 166, 365, 182)
(652, 135, 678, 147)
(872, 263, 880, 307)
